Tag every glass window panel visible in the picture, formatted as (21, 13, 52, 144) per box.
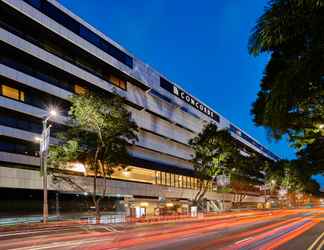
(79, 26, 100, 47)
(74, 84, 87, 95)
(24, 0, 42, 9)
(175, 175, 179, 188)
(167, 173, 171, 186)
(155, 171, 159, 184)
(19, 91, 25, 101)
(0, 142, 15, 152)
(178, 175, 183, 188)
(174, 175, 177, 188)
(161, 172, 166, 185)
(2, 85, 20, 100)
(170, 174, 174, 187)
(109, 75, 126, 90)
(192, 178, 196, 189)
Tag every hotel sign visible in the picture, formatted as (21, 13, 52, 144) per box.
(160, 77, 220, 122)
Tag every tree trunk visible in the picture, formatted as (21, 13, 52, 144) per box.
(195, 181, 209, 212)
(194, 180, 203, 203)
(95, 199, 101, 224)
(92, 169, 100, 224)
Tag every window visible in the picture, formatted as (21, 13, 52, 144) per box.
(80, 26, 100, 47)
(160, 77, 174, 93)
(170, 173, 175, 187)
(109, 75, 126, 90)
(150, 89, 172, 103)
(155, 171, 161, 185)
(161, 172, 165, 185)
(74, 84, 88, 95)
(1, 85, 25, 101)
(23, 0, 133, 68)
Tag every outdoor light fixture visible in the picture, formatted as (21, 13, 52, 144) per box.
(49, 109, 57, 117)
(122, 170, 129, 176)
(34, 136, 42, 142)
(71, 162, 86, 173)
(140, 202, 149, 207)
(37, 109, 58, 223)
(166, 203, 174, 208)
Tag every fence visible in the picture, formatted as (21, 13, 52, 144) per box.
(84, 212, 197, 224)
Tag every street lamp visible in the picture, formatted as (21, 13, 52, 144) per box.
(216, 175, 230, 211)
(35, 109, 57, 223)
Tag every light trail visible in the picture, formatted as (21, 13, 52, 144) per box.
(224, 218, 317, 250)
(1, 209, 322, 250)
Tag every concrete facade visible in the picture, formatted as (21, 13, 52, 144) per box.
(0, 0, 275, 214)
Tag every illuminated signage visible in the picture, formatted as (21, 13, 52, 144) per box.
(160, 77, 220, 122)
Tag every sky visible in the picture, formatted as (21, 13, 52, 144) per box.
(59, 0, 323, 187)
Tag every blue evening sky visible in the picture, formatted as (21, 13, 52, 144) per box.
(59, 0, 323, 187)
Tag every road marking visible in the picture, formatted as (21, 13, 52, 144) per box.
(0, 227, 76, 237)
(307, 232, 324, 250)
(103, 225, 119, 232)
(317, 239, 324, 250)
(11, 238, 113, 250)
(234, 237, 253, 244)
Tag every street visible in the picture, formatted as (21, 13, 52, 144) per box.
(0, 209, 323, 250)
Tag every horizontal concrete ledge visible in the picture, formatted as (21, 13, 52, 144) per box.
(0, 166, 264, 203)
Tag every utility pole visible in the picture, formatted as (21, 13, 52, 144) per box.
(36, 110, 57, 223)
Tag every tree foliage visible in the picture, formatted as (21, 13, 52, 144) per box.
(265, 159, 320, 195)
(249, 0, 324, 179)
(49, 92, 138, 221)
(249, 0, 324, 143)
(230, 153, 268, 207)
(189, 123, 237, 209)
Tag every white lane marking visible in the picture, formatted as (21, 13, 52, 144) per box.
(11, 238, 113, 250)
(0, 227, 78, 237)
(235, 237, 253, 245)
(104, 225, 119, 232)
(316, 239, 324, 250)
(307, 232, 324, 250)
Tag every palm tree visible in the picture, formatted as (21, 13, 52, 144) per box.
(249, 0, 324, 143)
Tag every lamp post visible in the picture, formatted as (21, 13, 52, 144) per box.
(36, 110, 57, 223)
(216, 175, 230, 211)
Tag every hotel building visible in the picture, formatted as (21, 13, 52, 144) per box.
(0, 0, 279, 217)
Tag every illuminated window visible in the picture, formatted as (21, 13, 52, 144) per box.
(155, 171, 161, 185)
(193, 178, 198, 189)
(1, 85, 25, 101)
(166, 172, 170, 186)
(170, 174, 175, 187)
(178, 175, 183, 188)
(20, 91, 25, 101)
(109, 75, 126, 90)
(74, 84, 87, 95)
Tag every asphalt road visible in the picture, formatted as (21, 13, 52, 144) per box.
(0, 209, 323, 250)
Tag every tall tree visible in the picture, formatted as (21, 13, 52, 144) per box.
(265, 159, 319, 197)
(49, 92, 138, 222)
(189, 123, 238, 210)
(249, 0, 324, 147)
(230, 153, 268, 207)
